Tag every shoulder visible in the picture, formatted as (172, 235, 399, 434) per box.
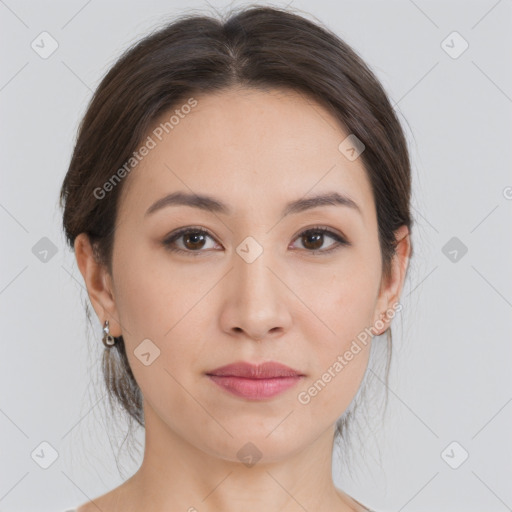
(335, 487, 375, 512)
(71, 472, 141, 512)
(72, 497, 113, 512)
(352, 496, 378, 512)
(71, 482, 133, 512)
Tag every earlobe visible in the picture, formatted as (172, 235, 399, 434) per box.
(74, 233, 122, 337)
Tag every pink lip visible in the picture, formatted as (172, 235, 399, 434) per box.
(206, 361, 305, 400)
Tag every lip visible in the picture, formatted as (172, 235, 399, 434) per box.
(206, 361, 305, 400)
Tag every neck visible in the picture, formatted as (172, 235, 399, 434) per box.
(118, 403, 358, 512)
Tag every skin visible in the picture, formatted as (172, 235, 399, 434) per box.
(74, 86, 410, 512)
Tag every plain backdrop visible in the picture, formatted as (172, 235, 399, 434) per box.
(1, 1, 511, 511)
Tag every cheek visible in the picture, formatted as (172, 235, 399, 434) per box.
(293, 251, 379, 412)
(112, 237, 203, 339)
(110, 241, 215, 392)
(296, 284, 374, 422)
(298, 246, 381, 346)
(298, 345, 371, 418)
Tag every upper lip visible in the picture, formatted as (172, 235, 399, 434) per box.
(206, 361, 304, 379)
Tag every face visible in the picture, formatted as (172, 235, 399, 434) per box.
(79, 86, 407, 464)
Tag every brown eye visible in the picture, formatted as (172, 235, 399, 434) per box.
(182, 231, 207, 250)
(301, 231, 324, 251)
(163, 227, 218, 255)
(163, 225, 350, 257)
(291, 227, 349, 254)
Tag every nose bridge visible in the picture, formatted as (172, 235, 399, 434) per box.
(234, 233, 277, 302)
(221, 233, 291, 339)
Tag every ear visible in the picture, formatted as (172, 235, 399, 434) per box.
(74, 233, 122, 337)
(373, 225, 411, 335)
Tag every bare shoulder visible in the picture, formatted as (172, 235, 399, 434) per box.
(75, 481, 134, 512)
(77, 483, 369, 512)
(335, 487, 375, 512)
(75, 492, 116, 512)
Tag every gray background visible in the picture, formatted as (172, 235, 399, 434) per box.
(1, 0, 511, 511)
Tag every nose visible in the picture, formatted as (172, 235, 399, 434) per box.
(218, 244, 293, 342)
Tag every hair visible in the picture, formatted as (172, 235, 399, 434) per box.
(60, 4, 413, 466)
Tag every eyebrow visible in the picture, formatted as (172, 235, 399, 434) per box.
(144, 190, 361, 218)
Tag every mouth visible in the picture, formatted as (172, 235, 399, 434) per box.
(205, 361, 305, 400)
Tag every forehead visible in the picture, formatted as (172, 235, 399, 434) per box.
(118, 86, 375, 224)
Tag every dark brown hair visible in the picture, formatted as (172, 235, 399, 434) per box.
(60, 4, 413, 451)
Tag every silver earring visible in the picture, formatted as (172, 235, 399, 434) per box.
(102, 320, 117, 348)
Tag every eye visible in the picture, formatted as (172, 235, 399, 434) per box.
(290, 226, 350, 254)
(163, 226, 219, 256)
(162, 225, 350, 256)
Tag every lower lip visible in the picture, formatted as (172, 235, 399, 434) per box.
(207, 375, 302, 400)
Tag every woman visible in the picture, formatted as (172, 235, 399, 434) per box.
(60, 5, 413, 511)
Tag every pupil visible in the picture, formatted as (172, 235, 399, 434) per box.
(304, 233, 322, 250)
(186, 232, 204, 249)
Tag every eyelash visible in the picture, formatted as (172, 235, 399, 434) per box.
(162, 225, 350, 256)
